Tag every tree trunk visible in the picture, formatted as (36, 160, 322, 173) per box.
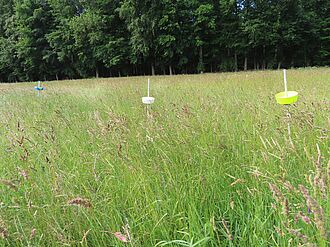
(56, 73, 59, 81)
(234, 52, 238, 71)
(277, 61, 281, 69)
(199, 46, 204, 73)
(169, 65, 173, 75)
(151, 63, 155, 76)
(274, 46, 278, 69)
(262, 45, 266, 70)
(95, 67, 99, 78)
(244, 56, 248, 71)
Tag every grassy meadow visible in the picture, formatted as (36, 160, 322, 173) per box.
(0, 68, 329, 246)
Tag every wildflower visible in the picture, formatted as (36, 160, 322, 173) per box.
(18, 169, 28, 180)
(230, 200, 235, 210)
(30, 228, 36, 239)
(113, 232, 129, 243)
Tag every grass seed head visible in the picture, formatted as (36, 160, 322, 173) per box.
(0, 219, 8, 239)
(221, 219, 233, 241)
(287, 228, 308, 243)
(0, 179, 17, 190)
(67, 197, 92, 208)
(282, 198, 289, 216)
(298, 185, 326, 239)
(269, 183, 283, 202)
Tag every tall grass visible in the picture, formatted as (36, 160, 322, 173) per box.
(0, 68, 329, 246)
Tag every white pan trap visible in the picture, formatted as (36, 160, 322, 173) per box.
(142, 78, 155, 105)
(142, 97, 155, 104)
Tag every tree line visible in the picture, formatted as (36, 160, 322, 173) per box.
(0, 0, 329, 82)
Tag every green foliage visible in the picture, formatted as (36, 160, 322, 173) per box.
(0, 0, 329, 82)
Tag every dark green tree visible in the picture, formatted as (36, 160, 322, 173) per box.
(13, 0, 55, 81)
(0, 0, 329, 82)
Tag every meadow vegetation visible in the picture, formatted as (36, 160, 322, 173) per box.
(0, 68, 329, 246)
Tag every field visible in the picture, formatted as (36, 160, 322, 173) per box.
(0, 68, 329, 246)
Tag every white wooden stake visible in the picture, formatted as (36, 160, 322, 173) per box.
(148, 78, 150, 97)
(283, 69, 288, 96)
(37, 81, 41, 96)
(147, 78, 150, 116)
(286, 105, 294, 148)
